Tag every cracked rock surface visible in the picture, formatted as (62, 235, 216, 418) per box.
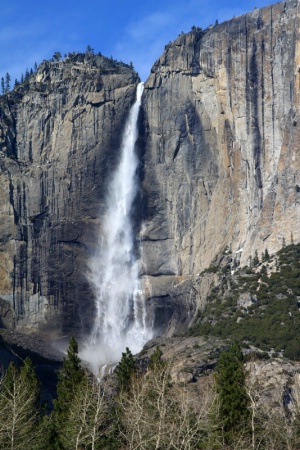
(0, 53, 139, 336)
(141, 0, 300, 331)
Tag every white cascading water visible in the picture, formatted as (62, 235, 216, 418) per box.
(81, 82, 152, 372)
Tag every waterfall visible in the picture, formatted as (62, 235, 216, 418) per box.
(81, 82, 152, 371)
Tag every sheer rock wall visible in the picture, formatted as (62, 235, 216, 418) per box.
(141, 0, 300, 333)
(1, 0, 300, 338)
(0, 54, 139, 335)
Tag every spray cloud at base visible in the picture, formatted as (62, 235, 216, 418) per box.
(80, 82, 152, 371)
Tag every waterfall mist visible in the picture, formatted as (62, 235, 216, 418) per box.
(81, 82, 152, 372)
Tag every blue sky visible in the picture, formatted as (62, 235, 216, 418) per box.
(0, 0, 274, 83)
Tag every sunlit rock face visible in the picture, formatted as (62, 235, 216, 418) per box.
(0, 53, 139, 335)
(1, 0, 300, 340)
(141, 0, 300, 333)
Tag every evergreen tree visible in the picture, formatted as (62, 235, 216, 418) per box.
(114, 347, 136, 392)
(264, 248, 269, 261)
(52, 51, 62, 61)
(5, 72, 10, 92)
(86, 45, 94, 54)
(52, 337, 84, 448)
(24, 68, 30, 83)
(149, 346, 165, 371)
(215, 341, 250, 443)
(253, 250, 259, 266)
(54, 337, 84, 415)
(1, 77, 4, 94)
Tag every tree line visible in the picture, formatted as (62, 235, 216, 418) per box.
(1, 337, 300, 449)
(1, 63, 38, 95)
(0, 45, 97, 95)
(0, 44, 138, 97)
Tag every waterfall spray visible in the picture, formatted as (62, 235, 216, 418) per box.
(81, 82, 152, 371)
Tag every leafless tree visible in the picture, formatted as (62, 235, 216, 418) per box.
(60, 373, 109, 450)
(117, 361, 218, 450)
(0, 362, 43, 449)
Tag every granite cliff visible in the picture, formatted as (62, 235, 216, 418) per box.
(141, 0, 300, 333)
(0, 0, 300, 339)
(0, 53, 139, 335)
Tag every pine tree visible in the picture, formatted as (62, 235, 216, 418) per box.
(5, 72, 10, 92)
(114, 347, 136, 392)
(215, 341, 250, 443)
(52, 337, 84, 448)
(52, 51, 62, 61)
(55, 337, 84, 415)
(86, 45, 94, 55)
(149, 346, 165, 371)
(1, 77, 4, 94)
(264, 248, 269, 261)
(253, 250, 259, 266)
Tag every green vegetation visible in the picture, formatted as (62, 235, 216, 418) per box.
(189, 243, 300, 359)
(52, 51, 62, 61)
(2, 337, 300, 448)
(215, 341, 250, 443)
(1, 73, 11, 94)
(0, 45, 137, 97)
(114, 346, 136, 392)
(49, 336, 84, 448)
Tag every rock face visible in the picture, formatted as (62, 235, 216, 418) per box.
(141, 0, 300, 331)
(1, 0, 300, 339)
(138, 336, 300, 424)
(0, 53, 139, 335)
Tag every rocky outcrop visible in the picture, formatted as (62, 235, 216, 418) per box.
(0, 53, 139, 335)
(138, 336, 300, 422)
(141, 0, 300, 330)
